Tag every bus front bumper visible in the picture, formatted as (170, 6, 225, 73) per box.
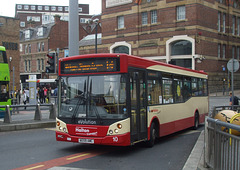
(56, 131, 131, 146)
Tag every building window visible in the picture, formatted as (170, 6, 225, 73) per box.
(58, 7, 63, 11)
(218, 44, 221, 58)
(31, 6, 35, 10)
(20, 22, 25, 27)
(232, 46, 235, 59)
(171, 40, 192, 56)
(65, 7, 69, 11)
(232, 16, 236, 35)
(223, 13, 226, 33)
(41, 42, 45, 51)
(45, 6, 49, 11)
(117, 16, 124, 29)
(177, 6, 186, 21)
(28, 60, 31, 71)
(38, 6, 42, 10)
(17, 5, 22, 10)
(25, 30, 30, 39)
(24, 5, 29, 10)
(37, 42, 41, 52)
(51, 6, 56, 11)
(151, 10, 157, 24)
(113, 46, 129, 54)
(28, 44, 31, 53)
(25, 45, 28, 54)
(142, 12, 148, 25)
(41, 59, 44, 70)
(223, 44, 226, 59)
(218, 12, 221, 32)
(25, 60, 27, 72)
(37, 27, 43, 37)
(37, 59, 40, 71)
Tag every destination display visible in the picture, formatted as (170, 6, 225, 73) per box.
(61, 57, 120, 74)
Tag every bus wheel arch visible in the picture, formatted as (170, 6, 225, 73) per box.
(146, 118, 159, 147)
(193, 110, 199, 130)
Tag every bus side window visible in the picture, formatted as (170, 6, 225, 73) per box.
(162, 77, 173, 104)
(147, 72, 162, 105)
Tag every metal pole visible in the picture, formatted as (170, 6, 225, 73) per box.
(12, 66, 15, 92)
(231, 60, 234, 110)
(95, 23, 98, 53)
(69, 0, 79, 57)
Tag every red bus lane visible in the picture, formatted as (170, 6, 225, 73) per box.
(12, 150, 108, 170)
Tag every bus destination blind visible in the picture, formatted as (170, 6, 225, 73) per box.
(61, 58, 119, 74)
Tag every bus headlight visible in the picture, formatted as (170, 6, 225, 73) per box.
(114, 129, 118, 133)
(117, 123, 122, 129)
(109, 130, 113, 134)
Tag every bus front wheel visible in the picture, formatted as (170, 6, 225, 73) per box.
(146, 123, 156, 147)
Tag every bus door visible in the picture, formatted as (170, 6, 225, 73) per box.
(129, 69, 147, 143)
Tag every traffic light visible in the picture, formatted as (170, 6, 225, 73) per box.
(46, 53, 56, 73)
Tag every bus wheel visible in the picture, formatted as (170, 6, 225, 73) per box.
(146, 123, 156, 147)
(193, 113, 199, 130)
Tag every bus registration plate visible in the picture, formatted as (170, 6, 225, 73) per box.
(78, 138, 94, 144)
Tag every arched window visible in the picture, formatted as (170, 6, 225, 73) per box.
(113, 46, 129, 54)
(171, 40, 192, 56)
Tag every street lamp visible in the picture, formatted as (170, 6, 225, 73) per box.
(93, 18, 99, 54)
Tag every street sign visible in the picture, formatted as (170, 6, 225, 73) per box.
(227, 59, 239, 72)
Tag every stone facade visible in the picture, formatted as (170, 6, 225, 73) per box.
(0, 16, 20, 91)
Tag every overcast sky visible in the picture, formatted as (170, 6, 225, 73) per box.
(0, 0, 102, 17)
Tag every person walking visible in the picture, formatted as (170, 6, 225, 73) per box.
(229, 92, 239, 105)
(39, 87, 44, 104)
(22, 90, 27, 110)
(43, 87, 47, 103)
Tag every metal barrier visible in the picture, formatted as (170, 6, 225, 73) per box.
(204, 117, 240, 170)
(211, 105, 240, 118)
(0, 103, 56, 123)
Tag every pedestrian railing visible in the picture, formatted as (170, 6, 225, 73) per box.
(204, 117, 240, 170)
(211, 105, 240, 118)
(0, 103, 56, 123)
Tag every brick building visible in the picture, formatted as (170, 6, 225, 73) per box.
(15, 3, 90, 28)
(0, 16, 20, 91)
(19, 15, 102, 88)
(79, 0, 240, 92)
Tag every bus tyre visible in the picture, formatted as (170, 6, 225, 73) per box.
(193, 113, 199, 130)
(146, 123, 156, 147)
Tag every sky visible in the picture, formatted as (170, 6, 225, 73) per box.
(0, 0, 102, 17)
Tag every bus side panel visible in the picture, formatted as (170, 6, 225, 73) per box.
(147, 97, 208, 137)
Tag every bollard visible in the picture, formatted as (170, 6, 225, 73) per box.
(34, 104, 42, 120)
(4, 105, 12, 123)
(49, 103, 56, 119)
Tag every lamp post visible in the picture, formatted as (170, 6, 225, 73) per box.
(93, 19, 99, 54)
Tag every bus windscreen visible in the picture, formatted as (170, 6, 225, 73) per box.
(61, 57, 120, 74)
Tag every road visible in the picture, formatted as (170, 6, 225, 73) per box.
(0, 96, 227, 170)
(0, 126, 203, 170)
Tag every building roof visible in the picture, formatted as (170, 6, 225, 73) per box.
(19, 23, 55, 42)
(79, 33, 102, 47)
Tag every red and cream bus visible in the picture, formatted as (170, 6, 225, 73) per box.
(56, 53, 208, 147)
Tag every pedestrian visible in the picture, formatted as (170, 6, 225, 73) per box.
(22, 90, 27, 110)
(39, 86, 44, 104)
(25, 88, 29, 103)
(229, 92, 239, 105)
(43, 87, 47, 103)
(16, 90, 21, 104)
(47, 87, 51, 103)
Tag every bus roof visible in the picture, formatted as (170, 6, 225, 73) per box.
(0, 46, 6, 51)
(59, 53, 208, 78)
